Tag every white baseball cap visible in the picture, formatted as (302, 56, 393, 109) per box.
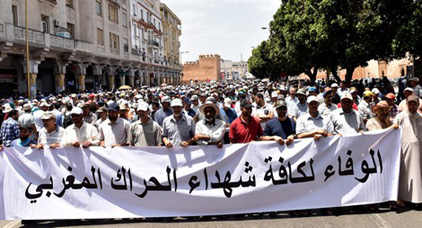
(137, 102, 149, 111)
(70, 107, 83, 115)
(171, 98, 183, 107)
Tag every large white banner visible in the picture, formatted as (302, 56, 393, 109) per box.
(0, 129, 401, 220)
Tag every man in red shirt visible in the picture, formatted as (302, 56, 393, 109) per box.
(229, 100, 263, 143)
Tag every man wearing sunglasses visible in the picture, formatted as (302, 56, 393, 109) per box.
(261, 100, 296, 145)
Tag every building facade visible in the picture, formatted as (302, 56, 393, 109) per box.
(160, 3, 182, 81)
(183, 54, 221, 82)
(0, 0, 182, 98)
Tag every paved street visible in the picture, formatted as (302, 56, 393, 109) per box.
(1, 207, 421, 228)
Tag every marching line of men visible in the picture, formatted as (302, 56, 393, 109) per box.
(0, 78, 422, 207)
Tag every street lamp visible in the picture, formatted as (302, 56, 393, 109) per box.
(261, 27, 269, 30)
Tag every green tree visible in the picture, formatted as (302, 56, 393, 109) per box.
(263, 0, 415, 84)
(248, 40, 285, 80)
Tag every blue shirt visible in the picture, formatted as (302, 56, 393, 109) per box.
(220, 107, 238, 124)
(264, 117, 296, 139)
(154, 108, 173, 127)
(0, 118, 20, 147)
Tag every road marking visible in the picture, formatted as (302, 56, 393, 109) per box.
(369, 214, 392, 228)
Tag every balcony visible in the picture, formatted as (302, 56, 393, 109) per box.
(50, 34, 74, 50)
(13, 26, 45, 46)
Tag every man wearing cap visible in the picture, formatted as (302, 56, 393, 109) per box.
(193, 101, 225, 148)
(0, 108, 20, 147)
(385, 93, 398, 121)
(253, 93, 274, 129)
(191, 95, 200, 113)
(82, 102, 98, 125)
(129, 102, 162, 147)
(366, 101, 396, 131)
(118, 103, 130, 121)
(398, 88, 421, 113)
(33, 102, 49, 132)
(330, 91, 366, 135)
(10, 126, 36, 148)
(371, 88, 381, 105)
(61, 107, 100, 148)
(99, 103, 131, 148)
(290, 88, 308, 120)
(261, 100, 296, 145)
(229, 100, 263, 144)
(318, 90, 338, 117)
(94, 107, 108, 129)
(285, 87, 299, 112)
(18, 104, 36, 133)
(34, 112, 65, 149)
(182, 98, 196, 118)
(330, 83, 341, 104)
(358, 91, 374, 124)
(154, 96, 173, 127)
(393, 95, 422, 205)
(162, 99, 196, 148)
(409, 77, 421, 98)
(296, 96, 335, 140)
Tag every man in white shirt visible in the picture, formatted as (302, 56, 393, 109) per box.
(193, 101, 225, 148)
(34, 112, 65, 149)
(99, 103, 131, 148)
(61, 107, 100, 148)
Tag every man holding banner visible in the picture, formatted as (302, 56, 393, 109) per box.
(296, 96, 335, 141)
(60, 107, 100, 148)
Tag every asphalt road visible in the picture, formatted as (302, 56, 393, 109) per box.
(1, 206, 421, 228)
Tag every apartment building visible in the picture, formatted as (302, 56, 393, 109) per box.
(0, 0, 182, 98)
(160, 3, 182, 77)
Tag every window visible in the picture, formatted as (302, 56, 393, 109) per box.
(122, 12, 127, 27)
(108, 4, 118, 23)
(123, 38, 128, 52)
(141, 28, 144, 40)
(133, 23, 138, 37)
(12, 5, 18, 26)
(141, 9, 144, 20)
(132, 3, 137, 16)
(67, 23, 74, 38)
(95, 0, 102, 16)
(66, 0, 73, 8)
(41, 15, 49, 33)
(97, 28, 104, 46)
(109, 33, 119, 50)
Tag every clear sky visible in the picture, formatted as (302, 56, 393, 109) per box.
(160, 0, 280, 63)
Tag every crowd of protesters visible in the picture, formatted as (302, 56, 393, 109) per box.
(1, 75, 422, 213)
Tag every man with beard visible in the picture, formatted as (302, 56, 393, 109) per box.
(261, 100, 296, 145)
(99, 103, 131, 148)
(253, 93, 274, 130)
(162, 99, 196, 148)
(318, 90, 337, 117)
(61, 107, 100, 148)
(193, 101, 225, 148)
(10, 126, 36, 148)
(366, 101, 397, 131)
(229, 100, 263, 143)
(296, 96, 335, 140)
(129, 102, 162, 147)
(330, 92, 366, 135)
(394, 95, 422, 206)
(82, 102, 98, 125)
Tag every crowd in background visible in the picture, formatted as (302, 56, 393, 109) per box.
(1, 75, 422, 211)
